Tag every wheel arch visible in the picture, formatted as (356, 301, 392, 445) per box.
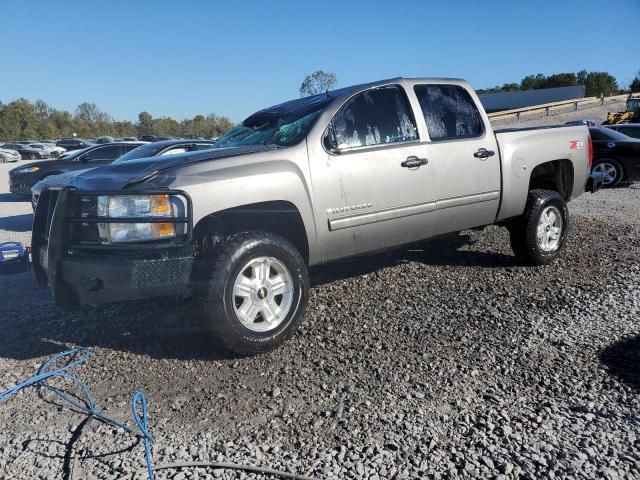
(193, 200, 310, 265)
(528, 159, 574, 201)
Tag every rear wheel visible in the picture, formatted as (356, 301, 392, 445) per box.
(592, 158, 623, 188)
(196, 231, 309, 354)
(508, 189, 569, 265)
(0, 155, 6, 163)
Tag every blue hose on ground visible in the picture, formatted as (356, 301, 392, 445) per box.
(132, 391, 155, 480)
(0, 347, 131, 433)
(0, 348, 315, 480)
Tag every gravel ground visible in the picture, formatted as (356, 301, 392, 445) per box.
(0, 165, 639, 478)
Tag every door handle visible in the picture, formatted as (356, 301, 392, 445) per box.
(401, 156, 428, 168)
(474, 148, 495, 159)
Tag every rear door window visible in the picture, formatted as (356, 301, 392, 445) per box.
(81, 145, 123, 162)
(329, 85, 418, 150)
(414, 84, 484, 141)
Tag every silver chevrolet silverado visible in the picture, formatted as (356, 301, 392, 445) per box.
(32, 78, 602, 353)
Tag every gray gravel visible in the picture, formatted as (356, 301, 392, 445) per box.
(0, 163, 639, 479)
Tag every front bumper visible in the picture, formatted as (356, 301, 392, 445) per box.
(586, 171, 604, 193)
(9, 172, 40, 196)
(32, 188, 195, 307)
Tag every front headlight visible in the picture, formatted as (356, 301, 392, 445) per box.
(92, 194, 181, 244)
(15, 166, 40, 174)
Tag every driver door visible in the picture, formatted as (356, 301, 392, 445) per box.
(308, 84, 438, 262)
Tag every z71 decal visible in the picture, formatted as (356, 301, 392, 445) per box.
(569, 140, 584, 149)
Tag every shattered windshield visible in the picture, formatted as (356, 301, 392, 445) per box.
(215, 95, 332, 148)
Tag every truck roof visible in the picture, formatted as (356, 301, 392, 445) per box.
(252, 77, 469, 120)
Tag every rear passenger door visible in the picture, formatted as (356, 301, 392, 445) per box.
(413, 84, 501, 234)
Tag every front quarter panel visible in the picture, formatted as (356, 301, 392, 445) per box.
(149, 146, 319, 263)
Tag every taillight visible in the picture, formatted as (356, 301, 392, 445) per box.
(587, 134, 593, 169)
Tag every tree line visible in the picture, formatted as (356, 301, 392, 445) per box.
(476, 70, 630, 97)
(0, 98, 234, 141)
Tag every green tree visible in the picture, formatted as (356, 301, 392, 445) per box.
(544, 73, 577, 88)
(137, 111, 154, 136)
(577, 69, 588, 85)
(630, 71, 640, 92)
(0, 98, 38, 140)
(584, 72, 618, 97)
(299, 70, 337, 97)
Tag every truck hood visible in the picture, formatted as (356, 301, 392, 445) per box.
(32, 168, 93, 194)
(64, 145, 275, 191)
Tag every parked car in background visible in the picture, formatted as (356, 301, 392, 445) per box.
(121, 137, 139, 142)
(0, 142, 50, 160)
(95, 136, 114, 144)
(0, 147, 22, 163)
(28, 143, 66, 158)
(9, 142, 146, 195)
(589, 127, 640, 187)
(603, 123, 640, 140)
(56, 138, 93, 151)
(565, 119, 598, 127)
(30, 139, 216, 209)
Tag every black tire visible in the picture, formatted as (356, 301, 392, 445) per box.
(592, 158, 624, 188)
(508, 189, 569, 266)
(196, 231, 309, 354)
(0, 155, 6, 163)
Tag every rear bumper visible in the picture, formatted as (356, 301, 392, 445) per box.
(586, 171, 604, 193)
(32, 188, 195, 307)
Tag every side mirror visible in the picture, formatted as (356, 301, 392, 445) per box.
(323, 126, 339, 154)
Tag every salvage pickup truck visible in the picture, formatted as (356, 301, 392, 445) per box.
(32, 78, 602, 353)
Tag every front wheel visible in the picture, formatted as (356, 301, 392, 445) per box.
(508, 189, 569, 266)
(196, 231, 309, 354)
(592, 158, 623, 188)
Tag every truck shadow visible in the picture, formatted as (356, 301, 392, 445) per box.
(0, 231, 515, 363)
(599, 335, 640, 393)
(0, 213, 33, 233)
(311, 231, 516, 287)
(0, 193, 31, 203)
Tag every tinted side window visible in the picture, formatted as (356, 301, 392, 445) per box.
(192, 143, 215, 151)
(330, 86, 417, 150)
(620, 128, 640, 139)
(83, 145, 122, 161)
(414, 84, 483, 141)
(160, 147, 187, 156)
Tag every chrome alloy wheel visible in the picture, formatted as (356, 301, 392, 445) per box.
(537, 206, 563, 253)
(232, 256, 294, 332)
(592, 162, 618, 185)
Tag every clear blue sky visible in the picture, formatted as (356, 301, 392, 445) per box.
(1, 0, 637, 123)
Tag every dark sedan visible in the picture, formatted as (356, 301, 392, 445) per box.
(1, 142, 50, 160)
(30, 139, 217, 207)
(589, 128, 640, 187)
(8, 142, 145, 195)
(55, 138, 93, 151)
